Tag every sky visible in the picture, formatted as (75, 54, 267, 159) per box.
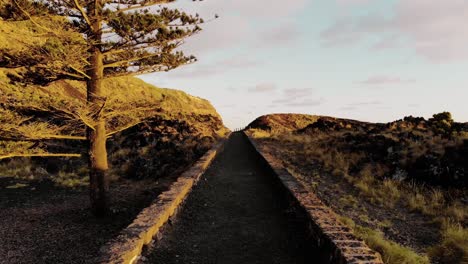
(139, 0, 468, 130)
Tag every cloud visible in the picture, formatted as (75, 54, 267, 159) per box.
(271, 88, 313, 104)
(339, 100, 383, 111)
(339, 100, 382, 110)
(270, 97, 324, 107)
(284, 88, 314, 97)
(169, 0, 308, 54)
(336, 0, 374, 5)
(321, 0, 468, 62)
(358, 75, 415, 85)
(167, 55, 260, 79)
(270, 88, 324, 107)
(180, 15, 253, 55)
(371, 34, 402, 50)
(394, 0, 468, 62)
(320, 18, 363, 46)
(352, 100, 382, 106)
(283, 98, 325, 107)
(248, 83, 277, 93)
(256, 22, 302, 48)
(226, 0, 308, 18)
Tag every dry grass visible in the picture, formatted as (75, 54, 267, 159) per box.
(0, 158, 90, 188)
(270, 132, 467, 224)
(252, 129, 467, 263)
(247, 129, 272, 139)
(429, 223, 468, 264)
(339, 216, 430, 264)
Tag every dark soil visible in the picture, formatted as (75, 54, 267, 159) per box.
(0, 176, 176, 264)
(142, 133, 315, 264)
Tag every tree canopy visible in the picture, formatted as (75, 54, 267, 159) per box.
(0, 0, 211, 215)
(0, 0, 207, 83)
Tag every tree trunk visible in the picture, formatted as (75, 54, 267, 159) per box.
(87, 21, 109, 216)
(87, 118, 109, 217)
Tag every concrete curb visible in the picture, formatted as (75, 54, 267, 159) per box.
(98, 137, 229, 264)
(244, 132, 384, 264)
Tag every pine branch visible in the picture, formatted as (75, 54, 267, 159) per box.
(68, 65, 92, 80)
(105, 120, 144, 137)
(111, 0, 175, 13)
(103, 52, 163, 68)
(71, 0, 93, 28)
(12, 0, 56, 34)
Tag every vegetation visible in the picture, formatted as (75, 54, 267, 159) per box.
(429, 224, 468, 264)
(0, 74, 228, 181)
(339, 216, 430, 264)
(247, 112, 468, 264)
(0, 0, 214, 215)
(429, 112, 454, 138)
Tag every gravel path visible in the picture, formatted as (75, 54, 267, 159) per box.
(0, 177, 172, 264)
(143, 133, 315, 264)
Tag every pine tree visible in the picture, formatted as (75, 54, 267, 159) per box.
(0, 0, 208, 216)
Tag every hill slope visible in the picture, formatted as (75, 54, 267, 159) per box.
(246, 113, 467, 264)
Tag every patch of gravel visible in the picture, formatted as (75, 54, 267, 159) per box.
(0, 176, 176, 264)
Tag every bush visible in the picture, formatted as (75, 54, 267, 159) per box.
(429, 112, 454, 137)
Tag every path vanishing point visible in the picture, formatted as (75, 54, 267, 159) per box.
(142, 132, 316, 264)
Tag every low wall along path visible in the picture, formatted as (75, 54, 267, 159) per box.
(101, 132, 383, 264)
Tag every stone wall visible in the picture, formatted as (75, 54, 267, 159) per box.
(244, 132, 384, 264)
(98, 138, 228, 264)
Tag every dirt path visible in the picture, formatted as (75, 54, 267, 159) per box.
(142, 133, 315, 264)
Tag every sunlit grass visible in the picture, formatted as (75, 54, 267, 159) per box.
(339, 216, 430, 264)
(252, 128, 468, 263)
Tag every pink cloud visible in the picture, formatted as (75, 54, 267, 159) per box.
(394, 0, 468, 62)
(321, 0, 468, 62)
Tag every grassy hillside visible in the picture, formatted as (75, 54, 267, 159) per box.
(247, 113, 467, 264)
(0, 7, 229, 181)
(1, 74, 229, 178)
(0, 14, 229, 263)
